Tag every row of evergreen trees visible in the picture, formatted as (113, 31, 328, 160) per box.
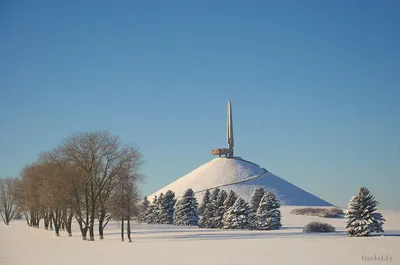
(138, 185, 386, 237)
(139, 187, 282, 230)
(140, 190, 177, 225)
(139, 189, 198, 226)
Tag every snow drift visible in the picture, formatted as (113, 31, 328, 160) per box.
(149, 157, 332, 206)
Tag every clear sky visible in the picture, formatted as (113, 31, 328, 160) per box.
(1, 1, 399, 210)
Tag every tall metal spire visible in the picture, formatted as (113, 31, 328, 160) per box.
(211, 100, 235, 158)
(227, 100, 234, 157)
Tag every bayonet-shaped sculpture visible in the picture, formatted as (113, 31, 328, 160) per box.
(227, 100, 234, 157)
(211, 100, 234, 158)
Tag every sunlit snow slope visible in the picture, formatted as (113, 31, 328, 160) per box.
(149, 157, 332, 206)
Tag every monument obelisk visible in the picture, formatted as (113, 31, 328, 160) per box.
(211, 100, 234, 158)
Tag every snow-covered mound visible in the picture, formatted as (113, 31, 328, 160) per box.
(149, 157, 332, 206)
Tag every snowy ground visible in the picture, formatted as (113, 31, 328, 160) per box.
(1, 207, 399, 265)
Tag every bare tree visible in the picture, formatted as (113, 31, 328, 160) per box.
(18, 164, 43, 228)
(48, 151, 88, 239)
(96, 146, 143, 240)
(35, 155, 74, 237)
(55, 131, 143, 241)
(8, 130, 144, 242)
(109, 168, 142, 242)
(0, 178, 19, 225)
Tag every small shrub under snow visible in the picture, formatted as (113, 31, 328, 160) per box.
(291, 207, 344, 218)
(303, 221, 335, 233)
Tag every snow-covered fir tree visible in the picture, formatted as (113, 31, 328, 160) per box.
(223, 190, 238, 212)
(198, 189, 212, 228)
(138, 196, 150, 223)
(266, 191, 281, 230)
(222, 197, 249, 229)
(345, 187, 385, 237)
(173, 199, 182, 225)
(248, 187, 266, 230)
(207, 188, 221, 228)
(256, 191, 281, 230)
(211, 189, 227, 229)
(145, 195, 157, 224)
(173, 189, 199, 226)
(157, 195, 167, 224)
(158, 190, 176, 224)
(198, 189, 211, 216)
(154, 193, 164, 224)
(211, 188, 220, 202)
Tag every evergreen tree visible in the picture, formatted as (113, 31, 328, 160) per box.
(265, 191, 281, 230)
(198, 189, 212, 228)
(198, 189, 211, 216)
(173, 189, 199, 226)
(222, 197, 249, 229)
(145, 195, 157, 224)
(211, 189, 227, 228)
(255, 195, 269, 230)
(154, 193, 164, 224)
(159, 190, 176, 224)
(248, 187, 266, 230)
(345, 187, 385, 237)
(173, 199, 182, 225)
(211, 188, 220, 202)
(139, 196, 150, 223)
(207, 188, 221, 228)
(256, 192, 281, 230)
(223, 190, 238, 212)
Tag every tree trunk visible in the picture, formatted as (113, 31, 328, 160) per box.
(76, 216, 88, 240)
(51, 211, 60, 237)
(88, 179, 95, 241)
(53, 219, 60, 237)
(77, 189, 90, 240)
(88, 193, 95, 241)
(3, 210, 10, 225)
(44, 213, 49, 230)
(24, 212, 31, 226)
(58, 213, 62, 233)
(50, 217, 53, 230)
(35, 213, 40, 228)
(2, 213, 10, 225)
(30, 213, 36, 228)
(127, 218, 132, 243)
(121, 218, 124, 242)
(89, 224, 95, 241)
(2, 214, 9, 225)
(61, 209, 66, 231)
(82, 227, 88, 240)
(99, 225, 104, 240)
(98, 211, 105, 240)
(67, 212, 73, 237)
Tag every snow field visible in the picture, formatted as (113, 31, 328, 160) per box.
(1, 206, 399, 265)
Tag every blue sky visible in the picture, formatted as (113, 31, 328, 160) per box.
(1, 1, 399, 210)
